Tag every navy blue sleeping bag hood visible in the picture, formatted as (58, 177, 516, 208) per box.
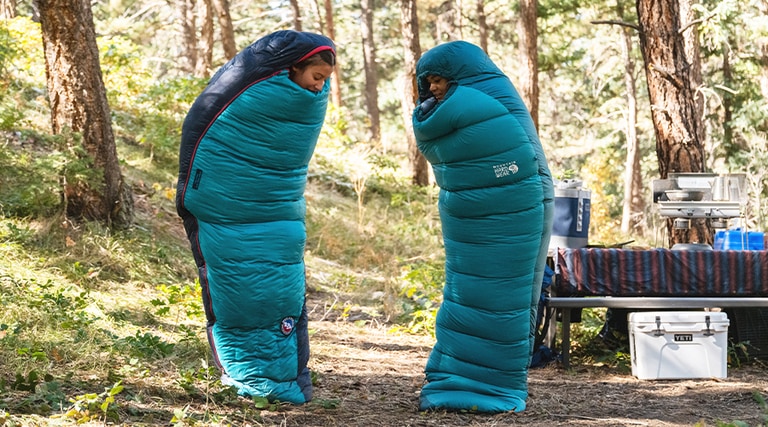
(177, 30, 335, 404)
(413, 41, 554, 413)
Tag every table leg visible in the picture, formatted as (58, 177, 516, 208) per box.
(561, 307, 571, 369)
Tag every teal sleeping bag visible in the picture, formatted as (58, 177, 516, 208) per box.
(413, 41, 554, 413)
(176, 31, 335, 404)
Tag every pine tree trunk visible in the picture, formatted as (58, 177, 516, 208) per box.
(518, 0, 538, 131)
(195, 0, 214, 78)
(400, 0, 429, 186)
(476, 0, 488, 53)
(637, 0, 709, 246)
(1, 0, 15, 18)
(618, 0, 644, 235)
(180, 0, 198, 74)
(212, 0, 236, 60)
(360, 0, 380, 142)
(36, 0, 133, 228)
(290, 0, 302, 31)
(324, 0, 342, 107)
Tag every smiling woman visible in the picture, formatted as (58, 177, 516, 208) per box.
(290, 50, 336, 93)
(176, 30, 336, 405)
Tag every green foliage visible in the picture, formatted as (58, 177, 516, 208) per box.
(176, 361, 220, 395)
(0, 138, 60, 217)
(151, 282, 204, 319)
(62, 382, 124, 424)
(390, 260, 445, 336)
(310, 398, 341, 410)
(0, 371, 67, 415)
(1, 1, 767, 424)
(113, 76, 207, 167)
(119, 330, 175, 359)
(0, 26, 16, 77)
(566, 308, 632, 371)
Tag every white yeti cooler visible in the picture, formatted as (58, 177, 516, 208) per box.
(629, 311, 729, 380)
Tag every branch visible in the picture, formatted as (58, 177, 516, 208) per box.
(678, 10, 718, 35)
(590, 19, 641, 32)
(650, 63, 684, 89)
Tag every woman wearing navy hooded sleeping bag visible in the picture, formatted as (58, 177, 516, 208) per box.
(412, 41, 554, 413)
(176, 30, 335, 404)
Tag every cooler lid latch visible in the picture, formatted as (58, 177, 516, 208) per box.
(653, 316, 664, 336)
(704, 315, 714, 336)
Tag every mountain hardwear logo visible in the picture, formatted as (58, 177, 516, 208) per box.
(493, 161, 519, 178)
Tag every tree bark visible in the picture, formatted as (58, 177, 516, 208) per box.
(720, 40, 734, 158)
(518, 0, 539, 131)
(195, 0, 214, 78)
(324, 0, 342, 107)
(476, 0, 488, 53)
(400, 0, 429, 186)
(35, 0, 133, 228)
(360, 0, 380, 142)
(617, 0, 644, 236)
(637, 0, 709, 246)
(212, 0, 236, 60)
(1, 0, 15, 18)
(180, 0, 198, 74)
(289, 0, 302, 31)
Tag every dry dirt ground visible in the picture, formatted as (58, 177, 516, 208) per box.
(248, 290, 768, 427)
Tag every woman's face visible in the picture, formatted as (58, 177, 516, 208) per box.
(427, 75, 450, 101)
(291, 63, 334, 93)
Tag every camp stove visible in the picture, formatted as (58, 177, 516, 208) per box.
(652, 173, 746, 230)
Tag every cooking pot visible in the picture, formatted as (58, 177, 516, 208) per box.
(665, 189, 705, 201)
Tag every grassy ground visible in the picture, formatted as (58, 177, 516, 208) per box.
(2, 132, 767, 427)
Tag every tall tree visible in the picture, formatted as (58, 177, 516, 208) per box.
(195, 0, 214, 78)
(1, 0, 15, 18)
(637, 0, 708, 246)
(400, 0, 429, 185)
(518, 0, 539, 130)
(289, 0, 302, 31)
(212, 0, 236, 60)
(616, 0, 644, 236)
(476, 0, 488, 53)
(35, 0, 133, 227)
(360, 0, 380, 142)
(324, 0, 342, 107)
(180, 0, 197, 74)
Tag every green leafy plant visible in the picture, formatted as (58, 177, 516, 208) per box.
(120, 331, 175, 359)
(390, 261, 445, 336)
(150, 282, 203, 319)
(62, 381, 124, 424)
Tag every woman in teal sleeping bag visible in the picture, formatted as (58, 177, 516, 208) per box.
(176, 30, 335, 404)
(413, 41, 554, 413)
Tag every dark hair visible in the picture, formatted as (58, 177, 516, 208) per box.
(295, 50, 336, 69)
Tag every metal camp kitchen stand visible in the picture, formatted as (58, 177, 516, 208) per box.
(652, 172, 746, 232)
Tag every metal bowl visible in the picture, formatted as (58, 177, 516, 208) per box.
(665, 189, 704, 201)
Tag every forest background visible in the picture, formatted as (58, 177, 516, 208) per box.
(1, 0, 768, 425)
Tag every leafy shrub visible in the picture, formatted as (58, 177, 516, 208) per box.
(0, 129, 108, 218)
